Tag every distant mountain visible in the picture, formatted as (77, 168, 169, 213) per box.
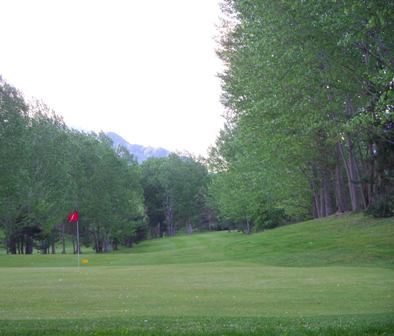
(106, 132, 170, 163)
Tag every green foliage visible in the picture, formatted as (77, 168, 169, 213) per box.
(0, 77, 214, 252)
(0, 78, 145, 253)
(141, 154, 210, 236)
(0, 77, 30, 244)
(209, 0, 394, 223)
(366, 194, 394, 218)
(69, 132, 145, 252)
(255, 207, 289, 230)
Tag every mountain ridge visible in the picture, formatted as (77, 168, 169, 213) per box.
(106, 132, 170, 163)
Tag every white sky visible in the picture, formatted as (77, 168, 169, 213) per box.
(0, 0, 225, 156)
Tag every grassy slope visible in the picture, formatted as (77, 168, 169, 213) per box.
(0, 213, 393, 336)
(0, 213, 392, 268)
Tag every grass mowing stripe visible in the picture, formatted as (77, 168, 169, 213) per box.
(0, 265, 393, 320)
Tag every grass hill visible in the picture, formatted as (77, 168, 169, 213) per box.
(0, 214, 393, 335)
(125, 212, 394, 268)
(1, 213, 392, 268)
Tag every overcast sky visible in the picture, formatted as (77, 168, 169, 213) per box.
(0, 0, 225, 156)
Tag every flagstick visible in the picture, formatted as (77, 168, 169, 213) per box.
(76, 220, 80, 271)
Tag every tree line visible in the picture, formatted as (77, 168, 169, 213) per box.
(1, 1, 393, 253)
(0, 77, 211, 254)
(207, 0, 393, 232)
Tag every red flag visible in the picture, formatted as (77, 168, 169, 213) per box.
(68, 211, 78, 222)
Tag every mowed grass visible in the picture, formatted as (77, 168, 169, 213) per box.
(0, 213, 393, 335)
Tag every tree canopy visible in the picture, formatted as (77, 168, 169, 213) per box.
(0, 77, 145, 253)
(208, 0, 394, 230)
(0, 77, 213, 253)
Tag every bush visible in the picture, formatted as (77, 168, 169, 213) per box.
(255, 208, 289, 230)
(366, 194, 394, 218)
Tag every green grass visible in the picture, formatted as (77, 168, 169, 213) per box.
(0, 213, 393, 335)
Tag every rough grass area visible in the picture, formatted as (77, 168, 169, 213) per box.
(0, 213, 393, 335)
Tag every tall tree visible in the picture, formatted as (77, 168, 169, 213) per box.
(141, 154, 210, 236)
(209, 0, 394, 226)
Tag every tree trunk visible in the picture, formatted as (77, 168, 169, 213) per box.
(9, 238, 17, 254)
(73, 237, 81, 254)
(74, 234, 81, 254)
(20, 239, 24, 255)
(25, 236, 33, 254)
(244, 218, 251, 234)
(364, 143, 376, 208)
(103, 238, 111, 253)
(335, 144, 348, 213)
(309, 176, 321, 218)
(95, 239, 103, 253)
(165, 194, 175, 237)
(157, 223, 162, 237)
(314, 193, 321, 218)
(187, 222, 193, 234)
(61, 222, 66, 254)
(40, 240, 47, 254)
(340, 98, 367, 212)
(352, 143, 367, 209)
(125, 237, 133, 248)
(323, 174, 333, 216)
(319, 183, 326, 217)
(166, 204, 175, 236)
(312, 197, 319, 218)
(338, 141, 365, 212)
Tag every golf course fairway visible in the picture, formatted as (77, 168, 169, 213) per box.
(0, 213, 393, 335)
